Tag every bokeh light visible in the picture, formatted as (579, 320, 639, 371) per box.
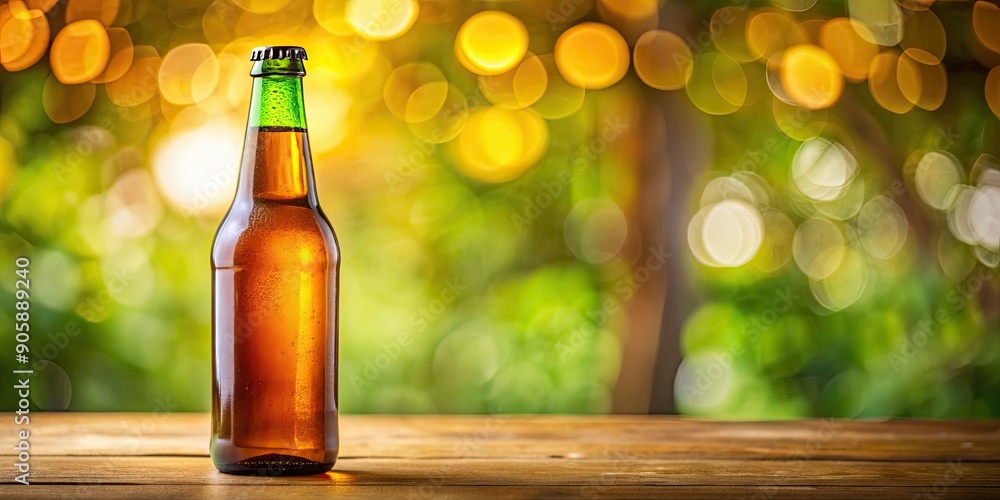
(0, 3, 49, 72)
(869, 51, 914, 114)
(915, 150, 963, 210)
(858, 196, 908, 260)
(900, 8, 946, 65)
(987, 67, 1000, 120)
(456, 10, 529, 75)
(42, 74, 96, 124)
(773, 98, 827, 140)
(152, 119, 243, 216)
(91, 27, 133, 84)
(555, 22, 630, 89)
(565, 198, 629, 264)
(407, 82, 469, 144)
(312, 0, 353, 36)
(232, 0, 292, 14)
(478, 52, 548, 109)
(158, 44, 220, 105)
(810, 247, 868, 312)
(105, 45, 161, 107)
(793, 217, 846, 280)
(50, 20, 110, 84)
(847, 0, 904, 46)
(791, 138, 858, 202)
(780, 44, 843, 110)
(896, 52, 947, 111)
(973, 1, 1000, 54)
(105, 168, 164, 239)
(452, 106, 547, 183)
(689, 198, 764, 268)
(746, 11, 806, 61)
(65, 0, 120, 27)
(345, 0, 419, 41)
(633, 30, 693, 91)
(531, 54, 586, 119)
(969, 185, 1000, 251)
(820, 18, 877, 82)
(711, 7, 753, 63)
(685, 52, 747, 115)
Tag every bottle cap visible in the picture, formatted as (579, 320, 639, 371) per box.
(250, 46, 308, 61)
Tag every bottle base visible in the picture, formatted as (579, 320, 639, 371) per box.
(214, 453, 334, 476)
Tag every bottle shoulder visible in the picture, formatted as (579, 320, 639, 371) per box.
(211, 201, 339, 268)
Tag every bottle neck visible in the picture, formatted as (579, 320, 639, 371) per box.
(249, 73, 307, 130)
(238, 63, 316, 204)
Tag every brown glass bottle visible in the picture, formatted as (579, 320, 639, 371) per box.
(211, 46, 339, 476)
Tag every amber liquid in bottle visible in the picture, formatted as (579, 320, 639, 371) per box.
(211, 47, 339, 476)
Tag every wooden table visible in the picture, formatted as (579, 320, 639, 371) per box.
(2, 413, 999, 498)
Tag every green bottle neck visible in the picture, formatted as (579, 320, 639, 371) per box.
(248, 59, 308, 130)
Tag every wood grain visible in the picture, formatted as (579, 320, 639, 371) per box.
(1, 413, 998, 498)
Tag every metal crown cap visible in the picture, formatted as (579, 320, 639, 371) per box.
(250, 46, 308, 61)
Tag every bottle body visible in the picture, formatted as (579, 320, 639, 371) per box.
(211, 49, 339, 476)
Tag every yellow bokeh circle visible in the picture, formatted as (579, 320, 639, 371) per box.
(65, 0, 120, 27)
(531, 53, 586, 119)
(456, 11, 529, 76)
(819, 17, 877, 82)
(50, 20, 110, 84)
(780, 44, 843, 110)
(900, 9, 946, 65)
(985, 66, 1000, 120)
(408, 83, 469, 144)
(868, 51, 913, 114)
(158, 43, 220, 105)
(453, 107, 548, 183)
(685, 52, 747, 115)
(345, 0, 419, 41)
(478, 52, 548, 110)
(555, 22, 629, 89)
(384, 62, 447, 122)
(42, 73, 96, 123)
(633, 30, 693, 91)
(0, 5, 49, 72)
(711, 7, 754, 63)
(973, 1, 1000, 54)
(232, 0, 292, 14)
(746, 11, 806, 61)
(106, 45, 161, 107)
(896, 53, 947, 111)
(91, 27, 133, 83)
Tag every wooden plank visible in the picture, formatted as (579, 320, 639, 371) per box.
(10, 456, 1000, 488)
(1, 484, 998, 500)
(3, 413, 998, 462)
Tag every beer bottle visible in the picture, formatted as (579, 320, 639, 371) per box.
(211, 46, 340, 476)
